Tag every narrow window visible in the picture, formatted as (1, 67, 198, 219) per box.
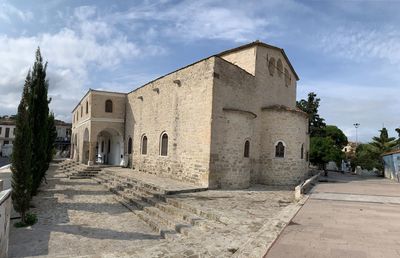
(128, 137, 132, 154)
(160, 133, 168, 156)
(275, 141, 285, 158)
(101, 141, 104, 152)
(5, 128, 10, 138)
(301, 144, 304, 159)
(268, 58, 275, 76)
(277, 59, 283, 77)
(108, 139, 111, 153)
(244, 140, 250, 158)
(0, 127, 2, 135)
(284, 68, 291, 86)
(105, 100, 113, 113)
(81, 106, 83, 117)
(86, 101, 88, 114)
(306, 151, 309, 162)
(141, 135, 147, 155)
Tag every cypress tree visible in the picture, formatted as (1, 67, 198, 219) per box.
(29, 48, 50, 195)
(44, 113, 57, 176)
(11, 72, 33, 223)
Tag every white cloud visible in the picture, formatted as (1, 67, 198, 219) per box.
(318, 26, 400, 65)
(0, 2, 33, 23)
(116, 1, 272, 43)
(0, 5, 160, 121)
(298, 80, 400, 142)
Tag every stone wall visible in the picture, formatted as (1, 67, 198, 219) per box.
(125, 58, 215, 186)
(209, 57, 256, 188)
(71, 91, 126, 164)
(0, 189, 11, 258)
(259, 108, 309, 185)
(211, 45, 308, 188)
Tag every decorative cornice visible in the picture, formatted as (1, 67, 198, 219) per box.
(223, 107, 257, 119)
(261, 105, 308, 117)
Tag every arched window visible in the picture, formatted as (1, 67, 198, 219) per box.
(141, 135, 147, 155)
(160, 132, 168, 156)
(277, 59, 283, 78)
(105, 100, 113, 113)
(268, 58, 275, 76)
(128, 137, 132, 154)
(81, 106, 83, 117)
(275, 141, 285, 158)
(284, 68, 291, 86)
(86, 101, 88, 114)
(244, 140, 250, 158)
(301, 144, 304, 159)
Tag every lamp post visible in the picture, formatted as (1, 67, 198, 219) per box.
(353, 123, 360, 146)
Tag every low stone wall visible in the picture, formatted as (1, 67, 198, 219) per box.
(0, 189, 12, 258)
(294, 171, 321, 201)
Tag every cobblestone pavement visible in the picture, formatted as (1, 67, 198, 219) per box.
(266, 172, 400, 258)
(8, 165, 297, 257)
(9, 165, 163, 258)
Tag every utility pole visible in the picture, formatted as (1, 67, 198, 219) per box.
(353, 123, 360, 146)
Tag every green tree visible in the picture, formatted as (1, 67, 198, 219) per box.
(29, 48, 50, 195)
(310, 136, 344, 170)
(324, 125, 348, 148)
(370, 127, 397, 154)
(352, 144, 381, 171)
(44, 113, 57, 175)
(395, 127, 400, 146)
(296, 92, 326, 137)
(11, 73, 33, 223)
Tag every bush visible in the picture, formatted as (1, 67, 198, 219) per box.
(14, 212, 38, 228)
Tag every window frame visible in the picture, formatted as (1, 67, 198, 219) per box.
(160, 132, 168, 156)
(275, 141, 286, 158)
(141, 134, 148, 155)
(128, 137, 133, 154)
(105, 99, 113, 113)
(244, 140, 250, 158)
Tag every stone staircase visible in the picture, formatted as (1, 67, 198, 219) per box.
(58, 160, 102, 179)
(92, 171, 223, 240)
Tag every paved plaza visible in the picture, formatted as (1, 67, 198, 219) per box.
(8, 164, 297, 257)
(266, 172, 400, 258)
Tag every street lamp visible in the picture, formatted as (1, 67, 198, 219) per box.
(353, 123, 360, 146)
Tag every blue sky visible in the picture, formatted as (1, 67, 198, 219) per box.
(0, 0, 399, 142)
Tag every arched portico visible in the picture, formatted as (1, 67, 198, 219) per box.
(95, 128, 124, 166)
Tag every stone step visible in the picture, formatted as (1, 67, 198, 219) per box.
(143, 206, 191, 234)
(155, 202, 205, 226)
(135, 211, 180, 240)
(166, 198, 222, 223)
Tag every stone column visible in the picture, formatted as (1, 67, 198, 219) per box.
(88, 141, 97, 166)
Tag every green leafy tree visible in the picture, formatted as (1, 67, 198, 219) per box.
(352, 144, 382, 171)
(11, 73, 33, 223)
(29, 48, 50, 195)
(324, 125, 348, 148)
(296, 92, 326, 137)
(310, 136, 344, 170)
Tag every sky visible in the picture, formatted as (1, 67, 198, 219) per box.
(0, 0, 399, 143)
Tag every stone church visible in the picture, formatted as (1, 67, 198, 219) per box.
(71, 41, 309, 189)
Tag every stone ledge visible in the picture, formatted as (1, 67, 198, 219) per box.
(231, 201, 303, 258)
(294, 172, 321, 201)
